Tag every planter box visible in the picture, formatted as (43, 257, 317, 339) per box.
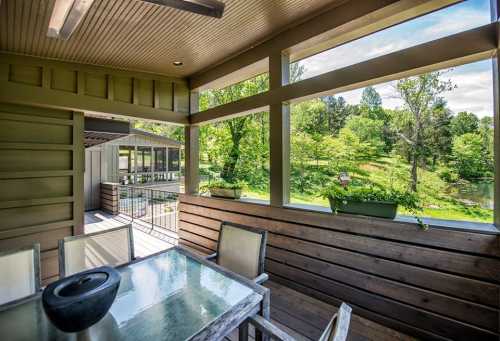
(328, 197, 397, 219)
(209, 188, 242, 200)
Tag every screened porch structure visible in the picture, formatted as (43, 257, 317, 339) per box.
(1, 0, 500, 340)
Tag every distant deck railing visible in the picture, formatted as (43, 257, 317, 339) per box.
(117, 185, 179, 233)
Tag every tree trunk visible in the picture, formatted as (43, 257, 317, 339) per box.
(411, 151, 418, 192)
(221, 117, 248, 182)
(221, 142, 241, 182)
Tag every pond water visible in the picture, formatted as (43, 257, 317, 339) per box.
(445, 181, 494, 209)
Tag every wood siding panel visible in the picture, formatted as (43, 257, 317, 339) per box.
(0, 103, 84, 282)
(0, 177, 71, 201)
(178, 194, 500, 341)
(51, 68, 77, 93)
(114, 76, 134, 104)
(0, 150, 72, 172)
(0, 120, 71, 144)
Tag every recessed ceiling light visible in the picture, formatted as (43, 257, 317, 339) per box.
(173, 61, 183, 66)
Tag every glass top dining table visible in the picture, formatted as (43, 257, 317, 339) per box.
(0, 246, 267, 341)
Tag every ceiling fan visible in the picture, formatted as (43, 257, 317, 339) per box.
(48, 0, 225, 40)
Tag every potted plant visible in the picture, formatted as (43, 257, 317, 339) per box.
(205, 181, 244, 199)
(322, 181, 425, 227)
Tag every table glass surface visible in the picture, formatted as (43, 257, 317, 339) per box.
(0, 249, 258, 341)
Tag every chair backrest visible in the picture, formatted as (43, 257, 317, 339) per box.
(0, 244, 40, 305)
(216, 222, 267, 280)
(59, 225, 134, 277)
(319, 303, 352, 341)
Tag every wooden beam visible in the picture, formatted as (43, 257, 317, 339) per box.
(0, 80, 189, 124)
(189, 24, 497, 124)
(269, 52, 290, 207)
(184, 125, 200, 194)
(280, 23, 497, 103)
(189, 0, 460, 90)
(492, 0, 500, 228)
(189, 92, 270, 124)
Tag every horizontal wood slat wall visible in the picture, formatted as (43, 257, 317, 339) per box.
(0, 102, 84, 285)
(178, 194, 500, 341)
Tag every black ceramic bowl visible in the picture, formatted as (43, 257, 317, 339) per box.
(42, 266, 121, 333)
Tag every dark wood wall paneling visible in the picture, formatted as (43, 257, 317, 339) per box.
(178, 194, 500, 341)
(0, 103, 84, 285)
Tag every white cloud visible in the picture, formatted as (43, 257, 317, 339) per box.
(331, 63, 493, 118)
(420, 7, 488, 39)
(297, 1, 493, 118)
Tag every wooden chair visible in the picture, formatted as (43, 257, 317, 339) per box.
(249, 303, 352, 341)
(58, 224, 134, 277)
(207, 221, 268, 284)
(0, 244, 41, 306)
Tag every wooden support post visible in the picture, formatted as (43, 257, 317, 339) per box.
(269, 52, 290, 207)
(73, 111, 85, 235)
(185, 125, 200, 194)
(492, 0, 500, 229)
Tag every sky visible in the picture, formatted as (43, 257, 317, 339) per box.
(296, 0, 494, 117)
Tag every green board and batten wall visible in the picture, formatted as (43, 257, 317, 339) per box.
(0, 103, 83, 284)
(0, 53, 189, 283)
(0, 53, 190, 124)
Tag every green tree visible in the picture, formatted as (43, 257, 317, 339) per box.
(452, 133, 487, 179)
(321, 95, 360, 136)
(344, 116, 385, 155)
(360, 86, 384, 120)
(450, 111, 479, 136)
(479, 116, 494, 174)
(426, 99, 453, 166)
(395, 72, 454, 191)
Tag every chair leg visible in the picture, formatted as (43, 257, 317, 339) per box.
(239, 321, 249, 341)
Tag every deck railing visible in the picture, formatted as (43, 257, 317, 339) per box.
(117, 185, 179, 233)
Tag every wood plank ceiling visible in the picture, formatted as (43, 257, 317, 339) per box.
(0, 0, 345, 77)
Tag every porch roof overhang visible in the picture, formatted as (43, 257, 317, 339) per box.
(84, 117, 130, 148)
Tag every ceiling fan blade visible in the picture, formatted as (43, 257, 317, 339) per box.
(142, 0, 225, 18)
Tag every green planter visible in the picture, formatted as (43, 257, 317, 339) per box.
(328, 197, 398, 219)
(209, 188, 242, 199)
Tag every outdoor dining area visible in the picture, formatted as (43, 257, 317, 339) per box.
(0, 222, 353, 341)
(1, 0, 500, 340)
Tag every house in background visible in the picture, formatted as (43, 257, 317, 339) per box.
(84, 117, 182, 211)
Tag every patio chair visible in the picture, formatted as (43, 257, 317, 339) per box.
(207, 221, 268, 284)
(249, 303, 352, 341)
(58, 224, 134, 277)
(0, 244, 41, 306)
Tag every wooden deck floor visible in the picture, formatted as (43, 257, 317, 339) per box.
(84, 210, 177, 257)
(84, 211, 415, 340)
(225, 280, 415, 341)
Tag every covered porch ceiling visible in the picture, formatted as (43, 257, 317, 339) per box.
(0, 0, 345, 77)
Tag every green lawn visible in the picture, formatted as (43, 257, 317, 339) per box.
(201, 155, 493, 224)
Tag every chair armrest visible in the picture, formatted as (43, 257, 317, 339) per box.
(249, 315, 296, 341)
(205, 252, 217, 261)
(253, 273, 269, 285)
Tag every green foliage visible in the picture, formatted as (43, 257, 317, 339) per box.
(344, 116, 385, 154)
(452, 133, 491, 180)
(206, 181, 244, 190)
(322, 181, 419, 208)
(195, 64, 493, 224)
(437, 166, 459, 183)
(451, 111, 479, 136)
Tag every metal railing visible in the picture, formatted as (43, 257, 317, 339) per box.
(117, 185, 179, 233)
